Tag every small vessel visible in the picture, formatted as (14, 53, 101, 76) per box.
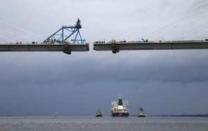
(112, 97, 129, 117)
(138, 107, 145, 117)
(96, 109, 103, 117)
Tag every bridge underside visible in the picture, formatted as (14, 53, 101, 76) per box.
(94, 41, 208, 53)
(0, 44, 89, 54)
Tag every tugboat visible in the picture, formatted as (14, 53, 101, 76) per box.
(112, 98, 129, 117)
(96, 109, 102, 117)
(138, 107, 145, 117)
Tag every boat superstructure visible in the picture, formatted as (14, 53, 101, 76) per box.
(112, 98, 129, 117)
(138, 107, 145, 117)
(96, 109, 103, 117)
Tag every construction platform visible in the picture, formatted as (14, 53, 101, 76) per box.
(0, 19, 89, 55)
(93, 40, 208, 53)
(0, 43, 89, 54)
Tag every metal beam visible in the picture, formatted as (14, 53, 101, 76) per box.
(0, 43, 89, 55)
(93, 40, 208, 53)
(43, 19, 85, 44)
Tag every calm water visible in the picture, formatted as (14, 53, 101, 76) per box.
(0, 116, 208, 131)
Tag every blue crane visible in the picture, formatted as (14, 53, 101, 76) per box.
(43, 19, 85, 44)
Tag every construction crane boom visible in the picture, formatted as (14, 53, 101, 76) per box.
(0, 19, 89, 55)
(43, 19, 85, 44)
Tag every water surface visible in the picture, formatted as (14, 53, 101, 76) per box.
(0, 116, 207, 131)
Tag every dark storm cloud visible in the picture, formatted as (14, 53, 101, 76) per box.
(0, 51, 208, 84)
(1, 51, 208, 85)
(0, 51, 208, 115)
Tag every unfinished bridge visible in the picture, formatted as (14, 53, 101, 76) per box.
(0, 19, 89, 55)
(94, 39, 208, 54)
(0, 19, 208, 54)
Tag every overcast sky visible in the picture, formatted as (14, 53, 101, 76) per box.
(0, 0, 208, 116)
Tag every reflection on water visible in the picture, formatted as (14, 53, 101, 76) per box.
(0, 116, 208, 131)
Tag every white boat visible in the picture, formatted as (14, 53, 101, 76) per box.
(138, 107, 145, 117)
(111, 98, 129, 117)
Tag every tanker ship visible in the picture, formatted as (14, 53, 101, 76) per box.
(111, 98, 129, 117)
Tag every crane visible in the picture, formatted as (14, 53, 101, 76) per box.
(0, 19, 89, 55)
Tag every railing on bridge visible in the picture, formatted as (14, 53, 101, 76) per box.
(1, 19, 208, 54)
(0, 19, 89, 55)
(93, 39, 208, 54)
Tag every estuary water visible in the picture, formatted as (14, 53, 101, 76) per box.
(0, 116, 208, 131)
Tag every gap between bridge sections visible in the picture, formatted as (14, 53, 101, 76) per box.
(0, 19, 208, 55)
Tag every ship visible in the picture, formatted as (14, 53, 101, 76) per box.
(138, 107, 145, 117)
(96, 109, 103, 117)
(112, 98, 129, 117)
